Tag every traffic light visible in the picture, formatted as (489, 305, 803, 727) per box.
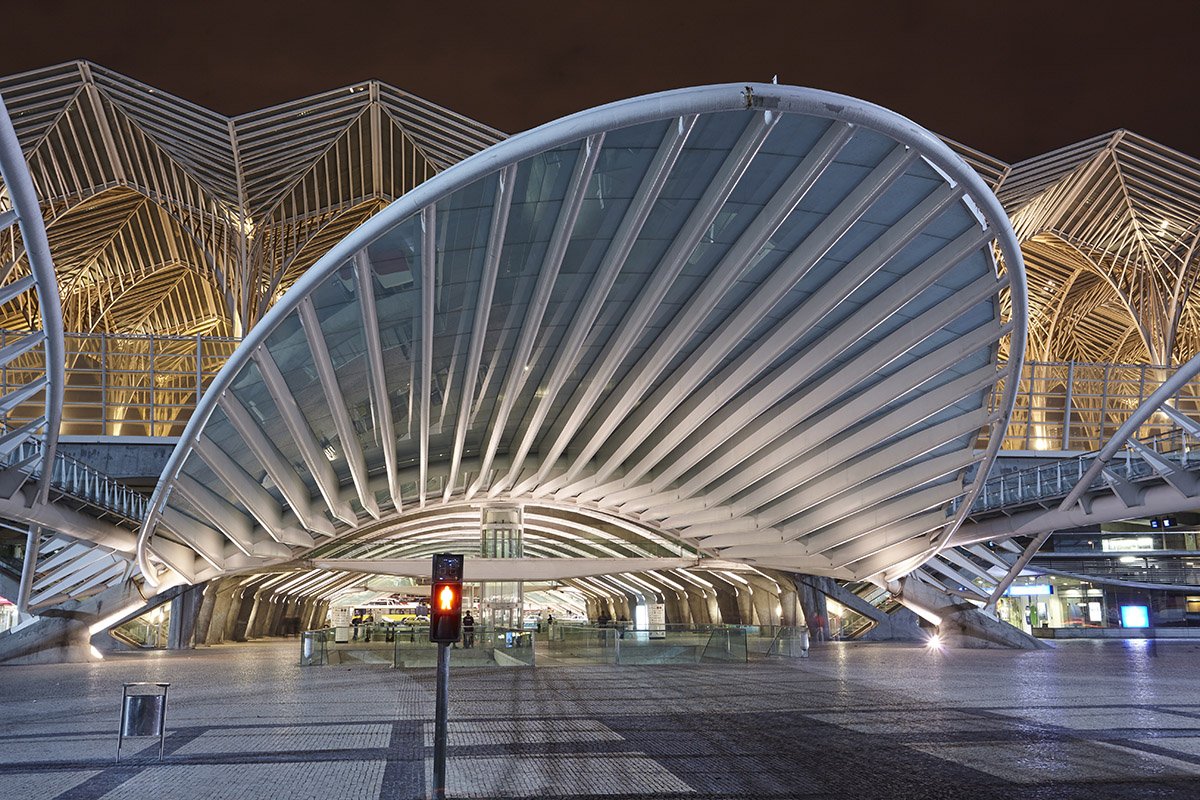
(429, 553, 464, 643)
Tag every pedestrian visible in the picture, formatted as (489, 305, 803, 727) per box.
(462, 611, 475, 648)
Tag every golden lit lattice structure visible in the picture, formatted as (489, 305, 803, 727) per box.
(0, 61, 502, 434)
(994, 131, 1200, 450)
(1002, 130, 1200, 366)
(0, 61, 502, 337)
(7, 63, 1200, 451)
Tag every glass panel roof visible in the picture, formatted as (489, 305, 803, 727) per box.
(139, 84, 1026, 590)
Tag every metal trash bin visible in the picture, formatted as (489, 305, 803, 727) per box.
(117, 682, 169, 762)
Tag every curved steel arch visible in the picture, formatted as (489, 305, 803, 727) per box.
(138, 83, 1028, 588)
(304, 501, 696, 574)
(0, 96, 64, 487)
(0, 94, 67, 613)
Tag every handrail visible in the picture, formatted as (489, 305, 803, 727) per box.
(0, 436, 146, 521)
(971, 424, 1199, 514)
(1058, 350, 1200, 510)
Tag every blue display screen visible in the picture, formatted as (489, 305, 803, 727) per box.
(1120, 605, 1150, 628)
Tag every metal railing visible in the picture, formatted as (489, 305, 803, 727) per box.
(994, 360, 1200, 452)
(972, 425, 1200, 514)
(0, 435, 147, 520)
(0, 330, 239, 437)
(0, 330, 1191, 451)
(1029, 557, 1200, 587)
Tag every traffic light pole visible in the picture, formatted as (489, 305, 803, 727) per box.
(429, 552, 463, 800)
(433, 640, 451, 798)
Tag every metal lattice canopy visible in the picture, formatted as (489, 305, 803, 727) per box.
(135, 83, 1026, 589)
(0, 60, 503, 338)
(1001, 130, 1200, 366)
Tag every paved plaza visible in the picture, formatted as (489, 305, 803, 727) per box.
(4, 639, 1200, 798)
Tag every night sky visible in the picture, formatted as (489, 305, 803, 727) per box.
(5, 1, 1200, 163)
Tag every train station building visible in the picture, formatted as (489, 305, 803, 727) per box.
(0, 61, 1198, 664)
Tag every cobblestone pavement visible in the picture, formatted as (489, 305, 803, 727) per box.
(4, 638, 1200, 798)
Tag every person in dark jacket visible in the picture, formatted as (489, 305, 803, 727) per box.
(462, 612, 476, 648)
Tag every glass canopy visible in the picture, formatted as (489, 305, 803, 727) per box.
(137, 83, 1027, 589)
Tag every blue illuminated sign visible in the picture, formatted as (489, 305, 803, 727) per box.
(1120, 605, 1150, 628)
(1004, 584, 1053, 596)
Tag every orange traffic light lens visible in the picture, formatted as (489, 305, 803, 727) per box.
(438, 584, 457, 611)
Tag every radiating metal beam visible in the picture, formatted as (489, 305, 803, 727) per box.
(173, 472, 257, 556)
(193, 434, 314, 547)
(844, 536, 941, 581)
(0, 376, 47, 413)
(937, 548, 997, 586)
(533, 112, 779, 497)
(419, 204, 436, 507)
(160, 507, 228, 572)
(0, 330, 45, 367)
(775, 450, 978, 542)
(792, 484, 962, 556)
(470, 133, 605, 500)
(443, 165, 516, 502)
(0, 274, 34, 307)
(356, 250, 403, 512)
(219, 392, 334, 536)
(252, 348, 357, 525)
(143, 537, 198, 585)
(298, 297, 380, 519)
(578, 144, 920, 496)
(655, 363, 998, 523)
(748, 411, 994, 530)
(581, 273, 1005, 509)
(0, 416, 45, 459)
(637, 182, 970, 495)
(502, 119, 697, 496)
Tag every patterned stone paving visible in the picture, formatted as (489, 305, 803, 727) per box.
(3, 638, 1200, 798)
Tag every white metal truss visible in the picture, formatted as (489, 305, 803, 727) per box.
(134, 83, 1025, 591)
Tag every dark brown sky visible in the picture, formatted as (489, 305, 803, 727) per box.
(5, 1, 1199, 163)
